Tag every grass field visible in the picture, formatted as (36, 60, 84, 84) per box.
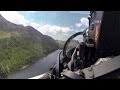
(0, 31, 58, 77)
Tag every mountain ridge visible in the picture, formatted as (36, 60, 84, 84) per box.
(0, 14, 59, 77)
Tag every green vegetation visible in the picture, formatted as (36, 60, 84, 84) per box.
(0, 15, 60, 78)
(0, 31, 58, 78)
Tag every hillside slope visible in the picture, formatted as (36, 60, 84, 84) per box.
(0, 15, 59, 77)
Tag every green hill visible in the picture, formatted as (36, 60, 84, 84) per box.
(0, 15, 59, 77)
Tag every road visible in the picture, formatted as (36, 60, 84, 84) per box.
(7, 50, 61, 79)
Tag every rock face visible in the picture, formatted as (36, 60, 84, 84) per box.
(0, 14, 59, 77)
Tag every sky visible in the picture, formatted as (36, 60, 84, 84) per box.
(0, 11, 89, 41)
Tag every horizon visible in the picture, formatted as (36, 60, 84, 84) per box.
(0, 11, 89, 41)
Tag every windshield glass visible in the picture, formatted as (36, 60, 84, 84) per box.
(0, 11, 89, 79)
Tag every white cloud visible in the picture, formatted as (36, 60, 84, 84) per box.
(0, 11, 29, 26)
(75, 17, 89, 28)
(15, 18, 72, 40)
(30, 22, 41, 29)
(37, 24, 71, 34)
(75, 23, 82, 27)
(27, 11, 38, 13)
(28, 23, 73, 40)
(80, 17, 89, 27)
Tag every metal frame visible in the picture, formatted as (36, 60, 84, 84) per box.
(82, 55, 120, 79)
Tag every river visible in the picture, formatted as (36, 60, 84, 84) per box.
(7, 49, 61, 79)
